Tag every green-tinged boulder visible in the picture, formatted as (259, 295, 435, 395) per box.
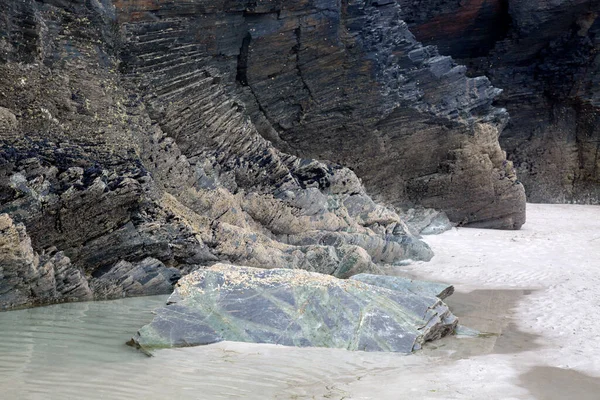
(129, 264, 457, 354)
(350, 274, 454, 300)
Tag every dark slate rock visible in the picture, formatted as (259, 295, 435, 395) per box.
(129, 264, 457, 353)
(402, 0, 600, 204)
(90, 257, 181, 300)
(112, 0, 526, 228)
(0, 214, 92, 310)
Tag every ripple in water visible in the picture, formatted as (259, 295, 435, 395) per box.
(0, 290, 574, 399)
(0, 296, 425, 399)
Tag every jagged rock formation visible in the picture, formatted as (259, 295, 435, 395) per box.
(0, 0, 530, 308)
(0, 0, 446, 309)
(90, 257, 181, 300)
(0, 214, 92, 310)
(401, 0, 600, 203)
(129, 264, 458, 353)
(112, 0, 524, 228)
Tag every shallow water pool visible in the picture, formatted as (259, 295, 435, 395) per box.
(0, 289, 546, 400)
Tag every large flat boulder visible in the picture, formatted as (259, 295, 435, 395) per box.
(129, 264, 457, 353)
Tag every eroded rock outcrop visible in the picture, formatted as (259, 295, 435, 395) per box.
(129, 264, 458, 353)
(114, 0, 525, 228)
(1, 0, 535, 308)
(402, 0, 600, 203)
(90, 257, 181, 300)
(0, 0, 453, 309)
(0, 214, 92, 309)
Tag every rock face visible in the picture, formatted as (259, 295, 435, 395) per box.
(90, 258, 181, 300)
(0, 214, 92, 310)
(129, 264, 458, 353)
(401, 0, 600, 204)
(113, 0, 525, 228)
(0, 0, 531, 308)
(0, 0, 450, 309)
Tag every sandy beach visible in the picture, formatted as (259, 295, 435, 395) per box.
(143, 203, 600, 399)
(342, 203, 600, 399)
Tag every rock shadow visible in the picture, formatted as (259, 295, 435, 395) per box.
(519, 366, 600, 400)
(422, 289, 542, 359)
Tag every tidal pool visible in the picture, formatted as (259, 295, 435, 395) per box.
(0, 290, 544, 399)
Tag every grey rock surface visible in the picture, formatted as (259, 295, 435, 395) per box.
(0, 213, 92, 310)
(399, 208, 454, 236)
(350, 274, 455, 300)
(402, 0, 600, 204)
(0, 0, 439, 309)
(129, 264, 458, 353)
(111, 0, 525, 228)
(90, 258, 181, 300)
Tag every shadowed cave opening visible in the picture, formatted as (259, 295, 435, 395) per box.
(236, 33, 252, 86)
(409, 0, 512, 60)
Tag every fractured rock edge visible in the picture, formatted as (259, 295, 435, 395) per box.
(401, 0, 600, 204)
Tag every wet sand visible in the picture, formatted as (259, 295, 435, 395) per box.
(368, 203, 600, 399)
(422, 289, 542, 359)
(519, 366, 600, 400)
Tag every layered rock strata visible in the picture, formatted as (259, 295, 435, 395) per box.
(0, 214, 92, 310)
(401, 0, 600, 203)
(1, 0, 529, 308)
(113, 0, 525, 228)
(129, 264, 458, 353)
(0, 0, 444, 309)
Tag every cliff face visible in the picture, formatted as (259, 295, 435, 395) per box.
(0, 0, 525, 308)
(115, 0, 525, 227)
(402, 0, 600, 203)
